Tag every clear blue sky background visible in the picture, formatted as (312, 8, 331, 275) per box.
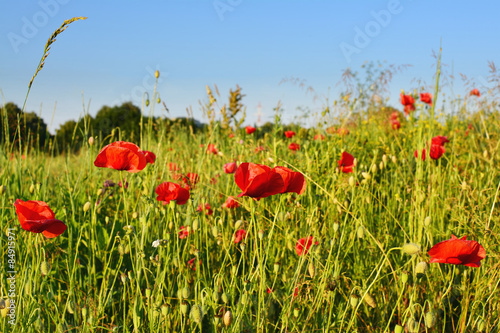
(1, 0, 499, 133)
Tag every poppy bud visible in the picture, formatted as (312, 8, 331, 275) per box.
(145, 288, 152, 298)
(29, 183, 35, 194)
(293, 308, 300, 317)
(357, 226, 365, 239)
(391, 155, 397, 164)
(132, 212, 138, 219)
(258, 229, 265, 239)
(192, 218, 199, 232)
(415, 261, 428, 277)
(117, 244, 125, 256)
(168, 221, 174, 230)
(425, 311, 437, 328)
(180, 301, 189, 315)
(0, 299, 10, 318)
(161, 304, 170, 316)
(240, 242, 246, 251)
(406, 317, 419, 333)
(181, 287, 190, 299)
(483, 150, 489, 159)
(394, 324, 403, 333)
(127, 270, 134, 280)
(382, 154, 388, 164)
(424, 216, 431, 227)
(120, 272, 128, 284)
(212, 225, 219, 238)
(97, 188, 103, 196)
(333, 222, 340, 233)
(234, 220, 243, 230)
(223, 310, 233, 327)
(401, 270, 409, 284)
(190, 304, 203, 324)
(146, 99, 150, 107)
(273, 262, 280, 273)
(155, 70, 160, 79)
(350, 294, 359, 308)
(82, 306, 88, 318)
(88, 137, 94, 146)
(371, 164, 378, 173)
(348, 176, 356, 187)
(308, 262, 315, 278)
(67, 300, 76, 314)
(40, 261, 51, 276)
(361, 172, 371, 180)
(402, 243, 421, 255)
(83, 201, 91, 213)
(477, 318, 486, 332)
(363, 293, 377, 308)
(379, 161, 384, 171)
(213, 290, 220, 302)
(221, 292, 230, 304)
(157, 97, 161, 104)
(353, 158, 358, 167)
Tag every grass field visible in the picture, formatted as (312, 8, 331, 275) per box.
(1, 19, 500, 333)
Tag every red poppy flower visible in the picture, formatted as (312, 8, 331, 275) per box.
(168, 162, 179, 171)
(197, 203, 213, 215)
(179, 226, 193, 239)
(314, 134, 324, 141)
(288, 143, 300, 151)
(267, 288, 274, 294)
(187, 257, 201, 271)
(428, 235, 486, 267)
(223, 162, 238, 174)
(234, 229, 247, 244)
(470, 88, 480, 97)
(182, 173, 199, 189)
(326, 127, 336, 135)
(272, 166, 307, 195)
(235, 163, 285, 199)
(285, 131, 296, 138)
(391, 119, 401, 130)
(390, 112, 400, 121)
(155, 182, 190, 205)
(94, 141, 148, 173)
(401, 93, 416, 115)
(229, 133, 235, 138)
(404, 104, 416, 115)
(245, 126, 256, 134)
(207, 144, 218, 155)
(415, 136, 449, 161)
(294, 287, 299, 297)
(420, 93, 433, 105)
(255, 146, 265, 153)
(14, 199, 66, 238)
(223, 196, 240, 209)
(338, 151, 355, 173)
(431, 136, 449, 146)
(143, 151, 156, 164)
(295, 236, 317, 256)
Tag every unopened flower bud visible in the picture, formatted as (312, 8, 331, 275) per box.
(425, 311, 437, 328)
(67, 300, 76, 314)
(350, 294, 359, 308)
(333, 222, 340, 232)
(88, 137, 94, 146)
(29, 184, 35, 194)
(348, 176, 356, 187)
(258, 229, 265, 239)
(180, 301, 189, 315)
(382, 154, 388, 164)
(132, 212, 138, 219)
(415, 261, 428, 277)
(424, 216, 431, 227)
(308, 262, 315, 278)
(120, 272, 128, 284)
(82, 307, 88, 318)
(394, 324, 403, 333)
(293, 308, 300, 318)
(274, 262, 280, 273)
(357, 226, 365, 239)
(181, 287, 190, 299)
(363, 293, 377, 308)
(223, 310, 233, 327)
(402, 243, 421, 256)
(83, 201, 91, 213)
(40, 261, 51, 276)
(371, 164, 378, 173)
(379, 161, 384, 171)
(477, 318, 486, 332)
(190, 304, 203, 324)
(212, 225, 219, 238)
(221, 292, 230, 304)
(391, 155, 397, 164)
(192, 218, 199, 231)
(146, 99, 150, 107)
(401, 270, 409, 284)
(483, 150, 489, 159)
(161, 304, 170, 316)
(361, 172, 371, 180)
(155, 70, 160, 79)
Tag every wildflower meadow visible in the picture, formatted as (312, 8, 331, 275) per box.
(1, 17, 500, 333)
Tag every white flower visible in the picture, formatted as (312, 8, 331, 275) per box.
(152, 239, 161, 248)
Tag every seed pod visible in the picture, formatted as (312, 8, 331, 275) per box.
(402, 243, 421, 256)
(308, 262, 315, 278)
(40, 261, 51, 276)
(363, 293, 376, 308)
(190, 304, 203, 324)
(223, 310, 233, 327)
(425, 311, 437, 328)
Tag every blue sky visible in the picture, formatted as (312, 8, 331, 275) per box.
(1, 0, 499, 133)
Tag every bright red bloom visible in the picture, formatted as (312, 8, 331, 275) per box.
(197, 203, 213, 215)
(314, 134, 324, 141)
(246, 126, 256, 134)
(14, 199, 66, 238)
(326, 127, 336, 134)
(285, 131, 296, 138)
(415, 136, 449, 161)
(288, 143, 300, 151)
(470, 88, 481, 97)
(431, 136, 449, 146)
(155, 182, 190, 205)
(338, 151, 355, 173)
(94, 141, 148, 173)
(229, 133, 235, 138)
(207, 144, 218, 155)
(168, 162, 179, 171)
(187, 257, 201, 271)
(179, 226, 193, 239)
(420, 93, 433, 105)
(182, 173, 199, 189)
(267, 288, 274, 294)
(223, 162, 238, 174)
(401, 93, 416, 115)
(404, 104, 416, 115)
(143, 151, 156, 164)
(272, 166, 307, 195)
(223, 196, 240, 209)
(234, 229, 247, 244)
(391, 119, 401, 130)
(235, 163, 285, 199)
(255, 146, 265, 153)
(428, 235, 486, 267)
(390, 112, 400, 121)
(295, 236, 317, 256)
